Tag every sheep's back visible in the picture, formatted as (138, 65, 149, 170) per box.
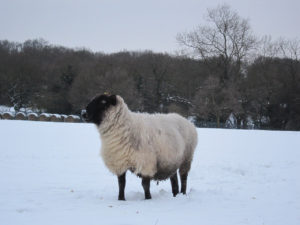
(133, 113, 197, 178)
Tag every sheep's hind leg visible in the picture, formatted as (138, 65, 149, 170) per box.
(170, 172, 179, 197)
(118, 172, 126, 200)
(141, 177, 152, 199)
(179, 172, 188, 194)
(179, 161, 191, 195)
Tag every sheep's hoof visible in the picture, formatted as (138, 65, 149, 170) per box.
(118, 196, 125, 201)
(145, 194, 152, 200)
(172, 189, 179, 197)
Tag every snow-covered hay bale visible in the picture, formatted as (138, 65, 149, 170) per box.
(28, 113, 39, 121)
(64, 115, 81, 123)
(1, 112, 15, 120)
(39, 113, 51, 121)
(60, 114, 68, 121)
(73, 115, 81, 122)
(50, 114, 63, 122)
(15, 112, 27, 120)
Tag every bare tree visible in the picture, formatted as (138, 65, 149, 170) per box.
(278, 38, 300, 60)
(177, 4, 256, 127)
(258, 36, 300, 60)
(258, 36, 280, 58)
(177, 3, 257, 82)
(192, 75, 242, 127)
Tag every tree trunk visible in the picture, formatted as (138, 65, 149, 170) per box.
(217, 114, 220, 128)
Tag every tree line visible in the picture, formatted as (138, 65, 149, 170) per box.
(0, 4, 299, 130)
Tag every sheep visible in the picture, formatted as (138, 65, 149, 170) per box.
(82, 94, 198, 200)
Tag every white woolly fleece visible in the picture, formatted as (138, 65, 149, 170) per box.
(98, 96, 198, 179)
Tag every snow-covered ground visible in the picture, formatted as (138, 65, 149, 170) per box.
(0, 120, 299, 225)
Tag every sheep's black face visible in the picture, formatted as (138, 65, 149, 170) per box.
(82, 94, 117, 126)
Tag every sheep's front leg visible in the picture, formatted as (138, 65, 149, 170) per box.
(118, 172, 126, 200)
(170, 172, 179, 197)
(141, 177, 152, 199)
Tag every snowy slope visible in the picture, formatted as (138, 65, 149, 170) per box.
(0, 120, 299, 225)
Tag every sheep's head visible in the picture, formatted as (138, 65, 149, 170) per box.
(81, 94, 117, 126)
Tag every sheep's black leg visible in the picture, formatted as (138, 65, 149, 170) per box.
(170, 172, 179, 197)
(180, 173, 188, 194)
(141, 177, 151, 199)
(118, 172, 126, 200)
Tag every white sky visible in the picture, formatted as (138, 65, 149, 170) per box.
(0, 0, 299, 53)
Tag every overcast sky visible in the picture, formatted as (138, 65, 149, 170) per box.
(1, 0, 299, 53)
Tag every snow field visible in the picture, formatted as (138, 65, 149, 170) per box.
(0, 120, 299, 225)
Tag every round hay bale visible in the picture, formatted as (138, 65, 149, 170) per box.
(15, 112, 27, 120)
(2, 112, 15, 120)
(50, 114, 63, 122)
(61, 114, 68, 121)
(64, 115, 81, 123)
(73, 115, 81, 123)
(39, 113, 51, 121)
(28, 113, 39, 121)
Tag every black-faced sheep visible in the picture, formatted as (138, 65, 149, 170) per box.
(82, 94, 198, 200)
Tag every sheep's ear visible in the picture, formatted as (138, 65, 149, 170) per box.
(109, 95, 117, 106)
